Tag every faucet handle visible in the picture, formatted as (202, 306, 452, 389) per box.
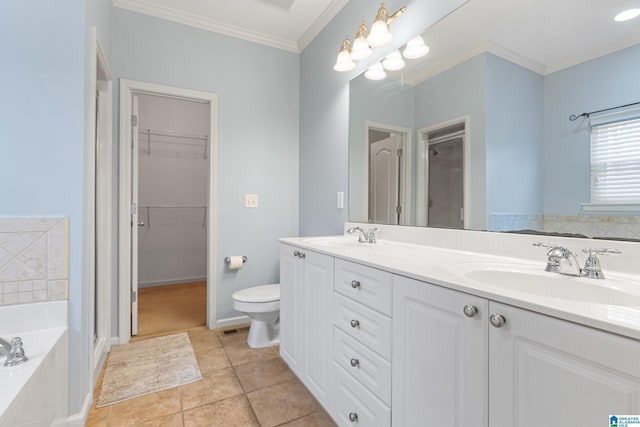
(533, 242, 558, 250)
(580, 248, 620, 279)
(581, 248, 622, 256)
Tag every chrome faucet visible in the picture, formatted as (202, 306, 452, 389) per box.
(533, 243, 622, 279)
(347, 226, 378, 244)
(0, 337, 10, 358)
(1, 337, 28, 367)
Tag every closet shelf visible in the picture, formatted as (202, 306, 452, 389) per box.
(139, 128, 209, 158)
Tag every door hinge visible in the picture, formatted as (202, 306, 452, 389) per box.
(396, 205, 402, 214)
(131, 115, 138, 127)
(397, 148, 403, 157)
(131, 290, 137, 303)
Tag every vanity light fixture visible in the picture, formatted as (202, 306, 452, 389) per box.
(333, 39, 357, 72)
(614, 8, 640, 21)
(351, 21, 372, 61)
(368, 3, 407, 47)
(402, 35, 430, 59)
(364, 62, 387, 80)
(382, 49, 405, 71)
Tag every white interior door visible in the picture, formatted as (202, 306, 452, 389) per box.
(131, 94, 140, 336)
(369, 135, 402, 224)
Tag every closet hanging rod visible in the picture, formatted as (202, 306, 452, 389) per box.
(139, 128, 208, 141)
(569, 101, 640, 121)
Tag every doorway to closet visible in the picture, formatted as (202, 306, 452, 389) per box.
(119, 80, 218, 343)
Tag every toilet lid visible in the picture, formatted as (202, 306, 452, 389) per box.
(232, 284, 280, 303)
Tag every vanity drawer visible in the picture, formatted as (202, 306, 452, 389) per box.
(333, 362, 390, 427)
(335, 258, 392, 316)
(333, 293, 392, 360)
(333, 327, 391, 405)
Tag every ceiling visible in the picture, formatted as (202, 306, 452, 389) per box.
(112, 0, 349, 52)
(391, 0, 640, 83)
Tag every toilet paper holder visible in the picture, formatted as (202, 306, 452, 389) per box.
(224, 256, 247, 265)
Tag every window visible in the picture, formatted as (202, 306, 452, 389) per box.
(589, 110, 640, 208)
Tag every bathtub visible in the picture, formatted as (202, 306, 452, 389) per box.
(0, 301, 68, 427)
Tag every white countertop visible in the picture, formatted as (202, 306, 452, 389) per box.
(280, 233, 640, 341)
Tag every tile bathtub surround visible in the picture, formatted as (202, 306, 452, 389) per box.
(0, 217, 69, 306)
(87, 326, 336, 427)
(544, 214, 640, 239)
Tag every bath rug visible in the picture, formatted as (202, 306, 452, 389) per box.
(96, 332, 202, 407)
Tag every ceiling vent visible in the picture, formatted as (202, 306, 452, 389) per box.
(257, 0, 296, 11)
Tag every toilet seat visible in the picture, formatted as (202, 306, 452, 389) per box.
(232, 284, 279, 303)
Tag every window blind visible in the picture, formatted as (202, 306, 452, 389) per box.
(591, 117, 640, 204)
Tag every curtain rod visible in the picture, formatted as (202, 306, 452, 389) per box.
(569, 101, 640, 121)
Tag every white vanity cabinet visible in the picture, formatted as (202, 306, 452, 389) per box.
(392, 275, 489, 427)
(489, 301, 640, 427)
(279, 244, 334, 409)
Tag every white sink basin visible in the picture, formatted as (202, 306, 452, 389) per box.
(447, 262, 640, 306)
(300, 236, 364, 247)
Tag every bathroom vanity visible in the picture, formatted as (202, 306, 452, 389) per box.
(279, 224, 640, 427)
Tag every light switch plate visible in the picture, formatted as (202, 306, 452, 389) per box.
(245, 194, 259, 208)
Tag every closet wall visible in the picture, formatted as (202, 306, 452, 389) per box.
(137, 94, 209, 287)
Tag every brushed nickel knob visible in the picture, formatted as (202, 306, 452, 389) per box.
(463, 305, 478, 318)
(350, 358, 359, 367)
(351, 280, 361, 289)
(293, 250, 300, 257)
(350, 319, 360, 328)
(490, 313, 506, 328)
(349, 412, 358, 422)
(299, 252, 305, 259)
(137, 220, 145, 226)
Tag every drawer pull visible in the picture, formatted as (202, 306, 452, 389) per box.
(350, 358, 360, 367)
(349, 412, 359, 422)
(463, 305, 478, 318)
(293, 250, 300, 257)
(350, 319, 360, 328)
(351, 280, 361, 289)
(490, 313, 506, 328)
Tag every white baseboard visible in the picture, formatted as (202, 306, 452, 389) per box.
(138, 276, 206, 288)
(216, 315, 250, 329)
(65, 392, 92, 426)
(110, 336, 120, 346)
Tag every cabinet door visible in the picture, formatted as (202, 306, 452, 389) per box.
(279, 244, 300, 373)
(300, 250, 334, 409)
(489, 302, 640, 427)
(392, 275, 488, 427)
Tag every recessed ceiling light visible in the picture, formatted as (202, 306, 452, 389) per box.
(615, 8, 640, 22)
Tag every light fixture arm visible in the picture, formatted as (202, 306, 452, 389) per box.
(387, 6, 407, 26)
(355, 20, 369, 39)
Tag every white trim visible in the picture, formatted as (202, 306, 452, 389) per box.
(64, 392, 92, 427)
(119, 79, 219, 344)
(364, 121, 413, 225)
(216, 315, 251, 329)
(581, 203, 640, 212)
(297, 0, 349, 51)
(113, 0, 298, 52)
(92, 337, 108, 385)
(416, 116, 471, 228)
(139, 276, 207, 288)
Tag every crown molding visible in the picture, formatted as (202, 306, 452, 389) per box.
(297, 0, 349, 52)
(113, 0, 299, 52)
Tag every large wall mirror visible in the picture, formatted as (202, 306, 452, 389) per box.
(349, 0, 640, 239)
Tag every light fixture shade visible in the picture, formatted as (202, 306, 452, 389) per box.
(382, 49, 405, 71)
(402, 35, 430, 59)
(365, 62, 387, 80)
(351, 36, 372, 61)
(334, 49, 356, 72)
(615, 8, 640, 21)
(367, 20, 393, 47)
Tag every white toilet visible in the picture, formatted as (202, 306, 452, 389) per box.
(231, 284, 280, 349)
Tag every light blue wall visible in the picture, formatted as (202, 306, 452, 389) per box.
(543, 43, 640, 214)
(485, 53, 543, 220)
(414, 54, 487, 229)
(299, 0, 469, 236)
(112, 9, 300, 322)
(348, 75, 415, 222)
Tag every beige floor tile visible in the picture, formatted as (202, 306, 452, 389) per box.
(234, 356, 294, 392)
(219, 330, 250, 347)
(279, 409, 337, 427)
(247, 378, 320, 427)
(223, 341, 278, 366)
(179, 367, 244, 410)
(107, 388, 181, 427)
(195, 347, 231, 373)
(183, 395, 259, 427)
(188, 329, 223, 352)
(137, 412, 185, 427)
